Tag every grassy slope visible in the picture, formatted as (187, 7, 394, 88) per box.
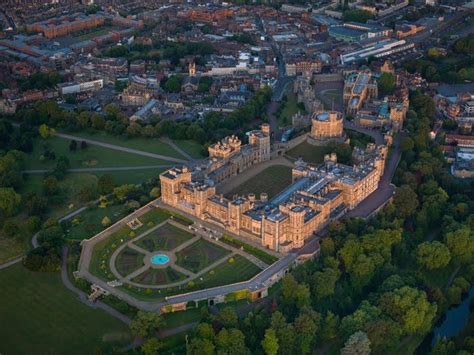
(278, 92, 302, 127)
(224, 165, 293, 200)
(173, 140, 207, 159)
(24, 136, 168, 170)
(0, 263, 128, 355)
(62, 129, 186, 160)
(286, 141, 329, 164)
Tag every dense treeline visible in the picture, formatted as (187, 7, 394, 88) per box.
(403, 34, 474, 83)
(7, 86, 272, 149)
(184, 89, 474, 354)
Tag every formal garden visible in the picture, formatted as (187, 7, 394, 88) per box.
(84, 206, 266, 300)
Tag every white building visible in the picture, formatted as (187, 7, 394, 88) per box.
(59, 79, 103, 95)
(340, 39, 414, 65)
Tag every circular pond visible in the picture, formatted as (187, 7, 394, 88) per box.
(150, 254, 170, 265)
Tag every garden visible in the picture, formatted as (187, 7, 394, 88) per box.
(175, 238, 231, 273)
(136, 222, 194, 252)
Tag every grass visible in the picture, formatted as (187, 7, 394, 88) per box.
(221, 235, 278, 265)
(176, 238, 231, 273)
(62, 129, 186, 160)
(21, 173, 99, 220)
(136, 222, 194, 252)
(0, 263, 129, 355)
(89, 208, 171, 281)
(115, 247, 145, 276)
(224, 165, 293, 200)
(23, 136, 168, 170)
(286, 141, 329, 164)
(345, 129, 374, 149)
(277, 92, 304, 127)
(320, 89, 343, 110)
(131, 267, 187, 285)
(73, 27, 114, 41)
(162, 308, 201, 328)
(66, 203, 128, 241)
(173, 140, 207, 159)
(120, 255, 261, 301)
(0, 236, 27, 264)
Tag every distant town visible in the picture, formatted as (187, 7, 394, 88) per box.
(0, 1, 473, 355)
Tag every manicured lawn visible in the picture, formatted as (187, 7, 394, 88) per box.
(66, 203, 128, 240)
(62, 129, 186, 160)
(176, 238, 231, 273)
(278, 92, 304, 127)
(73, 26, 115, 41)
(0, 264, 129, 355)
(89, 208, 172, 281)
(119, 255, 261, 301)
(173, 140, 207, 159)
(286, 141, 329, 164)
(136, 222, 194, 252)
(115, 247, 145, 276)
(225, 165, 293, 200)
(221, 234, 278, 265)
(162, 308, 201, 328)
(131, 267, 187, 285)
(24, 136, 168, 170)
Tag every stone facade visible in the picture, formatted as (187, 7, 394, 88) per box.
(310, 111, 344, 140)
(160, 126, 387, 253)
(343, 71, 378, 114)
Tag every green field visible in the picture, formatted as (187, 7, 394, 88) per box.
(286, 141, 329, 164)
(120, 255, 261, 301)
(66, 203, 128, 241)
(115, 247, 145, 276)
(24, 136, 168, 170)
(89, 208, 172, 281)
(136, 223, 194, 252)
(62, 129, 186, 160)
(73, 27, 115, 41)
(0, 264, 129, 355)
(173, 140, 207, 159)
(225, 165, 293, 200)
(176, 238, 231, 273)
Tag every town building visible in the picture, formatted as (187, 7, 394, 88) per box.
(343, 71, 378, 114)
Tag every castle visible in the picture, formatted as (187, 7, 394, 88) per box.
(308, 111, 345, 145)
(160, 124, 387, 253)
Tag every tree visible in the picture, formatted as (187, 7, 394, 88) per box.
(393, 185, 419, 217)
(445, 227, 474, 263)
(101, 216, 111, 227)
(215, 328, 250, 355)
(0, 188, 21, 217)
(39, 124, 55, 139)
(130, 311, 165, 338)
(400, 137, 414, 152)
(53, 156, 70, 180)
(42, 176, 60, 195)
(37, 225, 64, 251)
(378, 73, 396, 96)
(294, 312, 317, 354)
(149, 187, 161, 198)
(98, 174, 115, 194)
(113, 184, 139, 201)
(69, 140, 77, 151)
(262, 329, 279, 355)
(416, 241, 451, 270)
(26, 216, 41, 234)
(3, 220, 18, 237)
(378, 286, 437, 335)
(216, 307, 238, 328)
(141, 338, 162, 355)
(341, 331, 371, 355)
(321, 311, 340, 342)
(81, 141, 88, 149)
(163, 75, 182, 93)
(343, 9, 373, 23)
(313, 267, 340, 299)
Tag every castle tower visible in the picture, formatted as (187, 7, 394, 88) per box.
(189, 62, 196, 77)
